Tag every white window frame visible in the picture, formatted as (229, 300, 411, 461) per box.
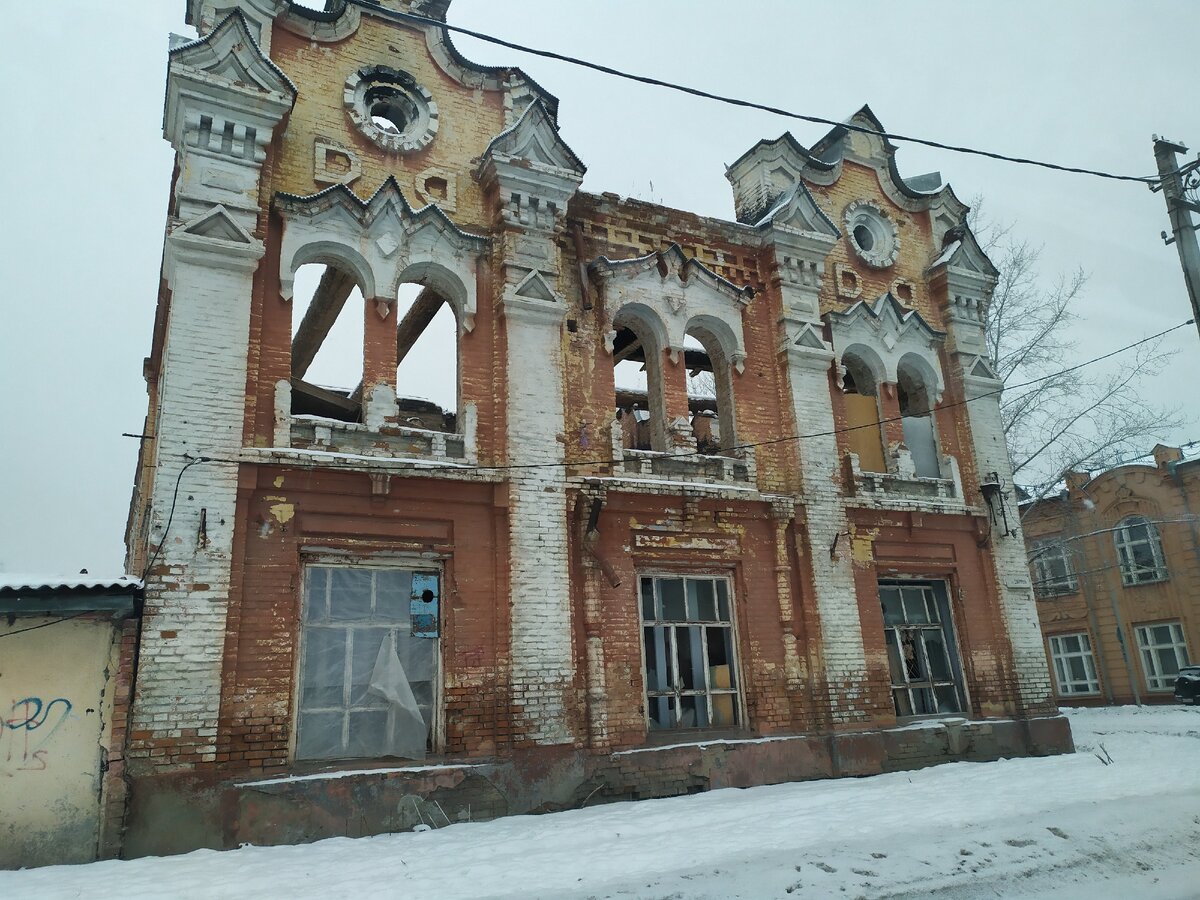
(1030, 537, 1078, 598)
(1047, 632, 1100, 695)
(1114, 516, 1168, 586)
(637, 573, 744, 732)
(294, 561, 442, 762)
(1134, 621, 1191, 691)
(879, 580, 967, 718)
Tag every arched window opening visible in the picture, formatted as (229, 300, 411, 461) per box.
(290, 262, 365, 423)
(611, 316, 665, 452)
(683, 327, 736, 456)
(897, 360, 940, 478)
(394, 282, 458, 433)
(841, 352, 886, 473)
(1114, 516, 1168, 585)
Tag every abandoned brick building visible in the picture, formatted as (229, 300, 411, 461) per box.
(119, 0, 1073, 855)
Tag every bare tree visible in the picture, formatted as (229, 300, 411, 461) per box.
(970, 201, 1183, 503)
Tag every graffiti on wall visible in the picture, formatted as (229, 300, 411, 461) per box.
(1, 697, 74, 773)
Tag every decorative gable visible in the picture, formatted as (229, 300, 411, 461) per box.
(169, 11, 295, 98)
(826, 292, 947, 400)
(591, 244, 754, 370)
(479, 101, 586, 176)
(274, 178, 489, 331)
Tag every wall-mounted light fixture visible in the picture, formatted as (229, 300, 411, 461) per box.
(980, 472, 1014, 538)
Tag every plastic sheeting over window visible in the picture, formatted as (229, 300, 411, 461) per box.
(296, 566, 439, 761)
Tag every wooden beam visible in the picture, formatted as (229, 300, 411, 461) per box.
(396, 288, 446, 366)
(290, 377, 360, 422)
(291, 267, 357, 379)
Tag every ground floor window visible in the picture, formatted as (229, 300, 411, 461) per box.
(1134, 621, 1190, 691)
(296, 564, 440, 761)
(640, 575, 740, 730)
(880, 581, 965, 717)
(1048, 632, 1100, 695)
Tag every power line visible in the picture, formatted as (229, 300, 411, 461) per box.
(192, 318, 1196, 477)
(358, 1, 1161, 186)
(0, 611, 90, 640)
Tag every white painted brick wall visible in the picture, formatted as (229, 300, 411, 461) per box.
(134, 238, 262, 765)
(504, 298, 575, 744)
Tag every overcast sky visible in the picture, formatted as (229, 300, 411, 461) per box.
(1, 1, 1197, 576)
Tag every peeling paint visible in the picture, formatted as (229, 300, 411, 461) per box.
(268, 503, 295, 525)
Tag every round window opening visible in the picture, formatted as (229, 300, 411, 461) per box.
(844, 200, 899, 269)
(345, 66, 438, 153)
(853, 223, 875, 252)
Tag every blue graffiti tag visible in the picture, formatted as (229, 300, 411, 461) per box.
(5, 697, 74, 733)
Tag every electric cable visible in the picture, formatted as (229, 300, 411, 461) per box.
(0, 610, 91, 640)
(356, 0, 1161, 186)
(140, 457, 213, 580)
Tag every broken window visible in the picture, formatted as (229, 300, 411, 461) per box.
(640, 575, 740, 730)
(1134, 621, 1190, 691)
(684, 324, 737, 456)
(897, 358, 940, 478)
(1030, 537, 1078, 597)
(394, 282, 458, 433)
(290, 262, 366, 423)
(879, 581, 965, 717)
(840, 353, 886, 473)
(1114, 516, 1168, 585)
(612, 315, 665, 452)
(1048, 632, 1100, 695)
(296, 565, 440, 761)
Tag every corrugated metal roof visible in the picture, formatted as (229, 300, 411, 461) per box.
(0, 574, 143, 594)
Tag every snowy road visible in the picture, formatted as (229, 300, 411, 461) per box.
(3, 706, 1199, 899)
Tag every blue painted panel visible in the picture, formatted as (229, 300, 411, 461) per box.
(410, 572, 440, 638)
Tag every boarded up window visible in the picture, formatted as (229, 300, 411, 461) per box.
(297, 565, 439, 761)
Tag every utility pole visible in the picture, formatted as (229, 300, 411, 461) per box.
(1152, 136, 1200, 342)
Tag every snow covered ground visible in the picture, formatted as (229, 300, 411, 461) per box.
(4, 705, 1199, 899)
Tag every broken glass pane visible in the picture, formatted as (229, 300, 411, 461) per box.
(640, 577, 655, 620)
(911, 687, 936, 715)
(687, 579, 717, 621)
(893, 689, 913, 717)
(934, 685, 959, 712)
(880, 587, 904, 625)
(660, 579, 686, 620)
(902, 587, 932, 624)
(710, 692, 737, 727)
(679, 695, 708, 728)
(706, 627, 735, 690)
(923, 630, 952, 682)
(677, 626, 704, 690)
(715, 579, 730, 621)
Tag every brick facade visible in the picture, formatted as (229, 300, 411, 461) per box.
(120, 0, 1070, 856)
(1025, 445, 1200, 705)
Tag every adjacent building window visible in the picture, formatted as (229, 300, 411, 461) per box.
(1030, 538, 1078, 598)
(880, 581, 965, 717)
(1048, 632, 1100, 695)
(296, 565, 440, 761)
(1114, 516, 1168, 585)
(640, 575, 740, 730)
(1135, 621, 1191, 691)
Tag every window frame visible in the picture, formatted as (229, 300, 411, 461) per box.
(879, 580, 969, 719)
(1113, 516, 1168, 586)
(1134, 621, 1191, 692)
(636, 572, 746, 733)
(1047, 631, 1100, 696)
(1030, 537, 1079, 598)
(292, 559, 444, 763)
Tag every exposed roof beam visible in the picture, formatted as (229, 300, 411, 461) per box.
(396, 288, 446, 366)
(291, 266, 357, 378)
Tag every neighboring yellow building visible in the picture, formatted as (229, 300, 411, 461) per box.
(1024, 445, 1200, 705)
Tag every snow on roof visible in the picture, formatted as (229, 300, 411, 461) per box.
(0, 573, 143, 593)
(931, 239, 962, 268)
